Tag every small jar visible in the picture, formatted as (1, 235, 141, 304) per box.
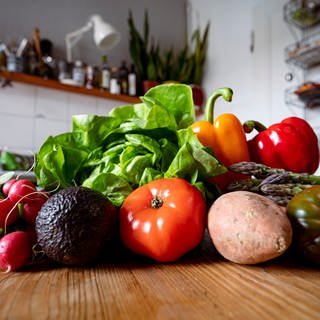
(72, 60, 85, 86)
(6, 53, 17, 72)
(58, 60, 68, 81)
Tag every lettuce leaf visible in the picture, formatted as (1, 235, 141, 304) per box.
(35, 84, 226, 206)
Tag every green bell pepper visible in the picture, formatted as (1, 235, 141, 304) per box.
(287, 186, 320, 264)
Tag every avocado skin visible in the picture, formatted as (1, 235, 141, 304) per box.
(35, 186, 118, 265)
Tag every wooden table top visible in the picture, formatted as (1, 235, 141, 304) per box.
(0, 232, 319, 320)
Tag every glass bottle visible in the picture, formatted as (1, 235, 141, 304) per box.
(100, 55, 111, 91)
(119, 60, 129, 95)
(128, 64, 137, 96)
(85, 65, 94, 89)
(0, 49, 6, 71)
(27, 47, 38, 75)
(110, 67, 120, 94)
(6, 52, 17, 72)
(72, 60, 85, 86)
(93, 66, 100, 88)
(58, 60, 68, 82)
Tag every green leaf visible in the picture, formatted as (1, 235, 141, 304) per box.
(140, 167, 163, 185)
(125, 134, 162, 165)
(82, 172, 132, 207)
(159, 138, 178, 172)
(143, 83, 195, 128)
(35, 134, 89, 190)
(0, 151, 18, 171)
(164, 127, 226, 181)
(0, 171, 15, 185)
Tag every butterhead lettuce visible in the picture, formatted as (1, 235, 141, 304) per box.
(35, 84, 226, 206)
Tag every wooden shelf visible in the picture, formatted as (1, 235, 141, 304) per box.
(0, 71, 141, 104)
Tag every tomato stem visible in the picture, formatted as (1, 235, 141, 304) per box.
(151, 196, 163, 208)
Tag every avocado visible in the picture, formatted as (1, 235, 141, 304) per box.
(35, 186, 118, 265)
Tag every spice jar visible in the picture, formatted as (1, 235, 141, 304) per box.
(72, 60, 85, 86)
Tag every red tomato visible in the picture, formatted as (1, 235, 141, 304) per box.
(120, 178, 206, 262)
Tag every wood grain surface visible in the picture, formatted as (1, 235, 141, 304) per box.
(0, 233, 319, 320)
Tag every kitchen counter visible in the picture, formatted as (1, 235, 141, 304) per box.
(0, 233, 319, 320)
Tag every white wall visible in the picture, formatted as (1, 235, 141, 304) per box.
(0, 0, 187, 67)
(187, 0, 320, 129)
(0, 83, 122, 153)
(187, 0, 262, 123)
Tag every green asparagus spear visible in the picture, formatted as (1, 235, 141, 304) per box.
(227, 178, 262, 192)
(264, 195, 292, 206)
(260, 183, 312, 196)
(226, 162, 318, 205)
(227, 180, 312, 196)
(229, 161, 320, 184)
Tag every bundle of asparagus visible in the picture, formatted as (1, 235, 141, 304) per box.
(227, 161, 320, 205)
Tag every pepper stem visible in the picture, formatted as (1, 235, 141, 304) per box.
(205, 87, 233, 124)
(243, 120, 267, 134)
(151, 195, 163, 208)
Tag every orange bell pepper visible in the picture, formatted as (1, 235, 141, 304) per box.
(191, 87, 250, 191)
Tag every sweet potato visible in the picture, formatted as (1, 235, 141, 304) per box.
(207, 191, 292, 264)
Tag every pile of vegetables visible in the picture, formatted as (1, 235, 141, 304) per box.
(0, 83, 320, 271)
(35, 84, 226, 206)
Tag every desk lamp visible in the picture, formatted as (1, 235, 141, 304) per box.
(65, 14, 121, 63)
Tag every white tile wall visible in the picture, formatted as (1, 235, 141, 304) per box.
(0, 82, 123, 153)
(96, 97, 124, 115)
(1, 83, 35, 116)
(0, 113, 34, 151)
(34, 118, 69, 151)
(68, 93, 98, 118)
(35, 87, 68, 120)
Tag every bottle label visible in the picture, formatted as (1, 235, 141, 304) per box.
(121, 79, 128, 95)
(128, 73, 136, 96)
(73, 68, 85, 85)
(110, 78, 120, 94)
(101, 70, 110, 89)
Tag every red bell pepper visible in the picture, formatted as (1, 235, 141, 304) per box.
(243, 116, 319, 174)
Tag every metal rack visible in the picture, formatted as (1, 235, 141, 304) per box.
(284, 0, 320, 29)
(285, 83, 320, 108)
(284, 0, 320, 109)
(285, 31, 320, 69)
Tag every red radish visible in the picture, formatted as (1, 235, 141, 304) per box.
(24, 225, 37, 245)
(0, 198, 19, 229)
(2, 179, 18, 196)
(0, 231, 32, 272)
(22, 196, 47, 225)
(8, 179, 37, 204)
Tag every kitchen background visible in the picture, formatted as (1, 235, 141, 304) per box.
(0, 0, 319, 165)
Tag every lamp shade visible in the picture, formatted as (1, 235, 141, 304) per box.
(90, 15, 121, 50)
